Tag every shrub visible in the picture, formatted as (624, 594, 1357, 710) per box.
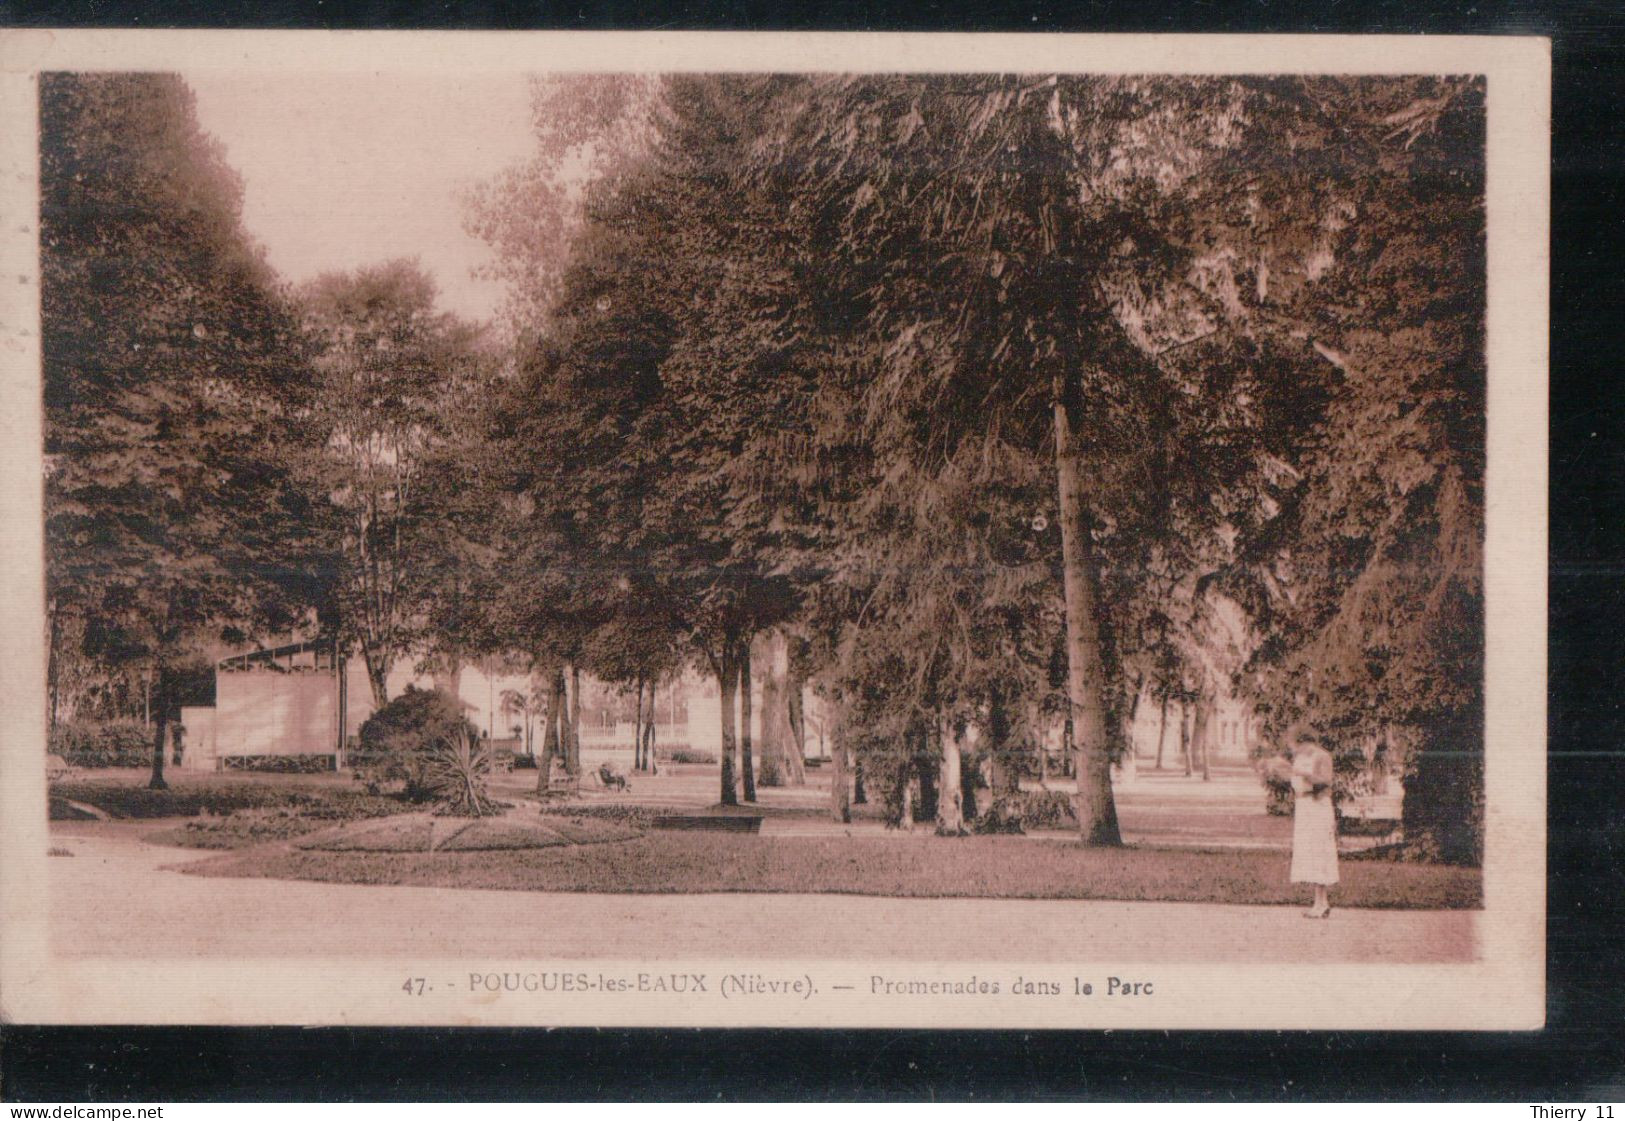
(1001, 747, 1069, 782)
(655, 744, 716, 765)
(1338, 816, 1400, 837)
(355, 687, 498, 814)
(421, 726, 503, 817)
(971, 789, 1078, 833)
(48, 720, 152, 768)
(1014, 789, 1078, 829)
(221, 754, 335, 774)
(971, 800, 1026, 835)
(356, 686, 471, 799)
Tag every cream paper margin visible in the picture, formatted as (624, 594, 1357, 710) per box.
(0, 30, 1549, 1029)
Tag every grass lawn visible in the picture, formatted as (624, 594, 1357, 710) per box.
(184, 831, 1482, 909)
(1118, 809, 1291, 845)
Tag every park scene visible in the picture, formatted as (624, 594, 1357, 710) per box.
(40, 70, 1486, 963)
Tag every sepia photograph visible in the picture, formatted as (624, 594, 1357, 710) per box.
(0, 31, 1548, 1030)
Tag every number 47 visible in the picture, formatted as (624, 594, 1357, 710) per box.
(402, 978, 427, 996)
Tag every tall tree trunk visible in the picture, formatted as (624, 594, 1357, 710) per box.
(1053, 378, 1122, 846)
(1037, 709, 1049, 788)
(897, 762, 917, 832)
(640, 688, 653, 766)
(643, 676, 654, 771)
(555, 667, 570, 742)
(632, 676, 643, 771)
(937, 721, 965, 835)
(963, 739, 983, 821)
(632, 682, 642, 772)
(916, 736, 938, 821)
(364, 647, 390, 710)
(1124, 673, 1143, 779)
(47, 610, 61, 732)
(567, 664, 582, 775)
(1193, 694, 1213, 781)
(1190, 696, 1206, 777)
(1373, 725, 1389, 794)
(537, 741, 554, 796)
(739, 639, 756, 802)
(431, 653, 463, 700)
(757, 665, 784, 787)
(757, 634, 806, 787)
(717, 643, 739, 806)
(1179, 700, 1192, 777)
(830, 710, 851, 824)
(1108, 670, 1138, 785)
(147, 662, 168, 790)
(986, 686, 1015, 795)
(536, 668, 564, 796)
(335, 639, 349, 765)
(787, 664, 808, 779)
(853, 760, 867, 804)
(1154, 692, 1170, 770)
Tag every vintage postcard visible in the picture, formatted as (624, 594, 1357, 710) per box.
(0, 31, 1548, 1028)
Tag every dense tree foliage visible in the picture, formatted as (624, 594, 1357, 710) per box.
(294, 260, 493, 708)
(1209, 79, 1488, 861)
(472, 73, 1485, 853)
(44, 70, 1487, 863)
(41, 72, 312, 788)
(464, 75, 659, 337)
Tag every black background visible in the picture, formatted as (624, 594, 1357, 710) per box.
(1, 0, 1621, 1102)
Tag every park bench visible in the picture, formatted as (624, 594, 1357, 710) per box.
(541, 768, 580, 798)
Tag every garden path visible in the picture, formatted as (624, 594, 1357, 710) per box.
(45, 821, 1474, 963)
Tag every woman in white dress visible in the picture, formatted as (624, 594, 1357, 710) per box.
(1289, 731, 1339, 918)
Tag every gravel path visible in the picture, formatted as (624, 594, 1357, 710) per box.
(46, 822, 1477, 963)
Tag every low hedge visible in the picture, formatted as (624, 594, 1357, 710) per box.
(47, 777, 407, 821)
(48, 720, 153, 768)
(655, 744, 716, 765)
(972, 789, 1079, 834)
(221, 754, 336, 774)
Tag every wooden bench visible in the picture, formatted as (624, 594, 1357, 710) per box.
(541, 769, 580, 797)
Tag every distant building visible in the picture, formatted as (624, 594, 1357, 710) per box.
(1128, 690, 1259, 767)
(175, 638, 531, 771)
